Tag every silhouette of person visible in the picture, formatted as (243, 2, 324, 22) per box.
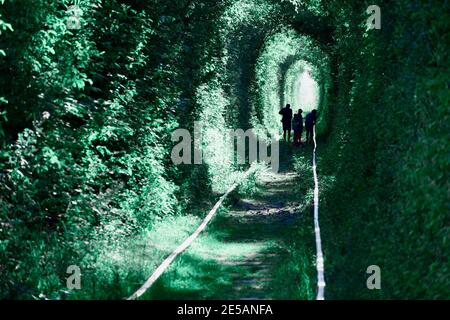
(293, 109, 303, 146)
(279, 104, 293, 142)
(305, 110, 317, 144)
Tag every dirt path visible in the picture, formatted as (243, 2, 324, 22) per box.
(215, 168, 302, 299)
(146, 143, 313, 300)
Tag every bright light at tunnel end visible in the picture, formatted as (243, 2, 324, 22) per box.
(296, 69, 320, 113)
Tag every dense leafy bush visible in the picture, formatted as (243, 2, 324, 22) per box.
(319, 0, 449, 299)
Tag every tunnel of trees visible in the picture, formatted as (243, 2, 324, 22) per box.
(0, 0, 448, 299)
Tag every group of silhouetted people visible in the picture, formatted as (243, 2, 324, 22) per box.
(279, 104, 317, 146)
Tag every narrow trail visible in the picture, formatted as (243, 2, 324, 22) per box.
(145, 143, 315, 300)
(214, 169, 300, 299)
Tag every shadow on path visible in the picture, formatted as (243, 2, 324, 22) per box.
(145, 142, 314, 300)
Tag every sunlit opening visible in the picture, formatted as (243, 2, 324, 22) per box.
(295, 69, 320, 113)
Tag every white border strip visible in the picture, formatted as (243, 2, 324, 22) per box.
(127, 169, 254, 300)
(313, 126, 326, 300)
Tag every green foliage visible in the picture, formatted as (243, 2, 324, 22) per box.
(0, 0, 202, 298)
(318, 0, 450, 299)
